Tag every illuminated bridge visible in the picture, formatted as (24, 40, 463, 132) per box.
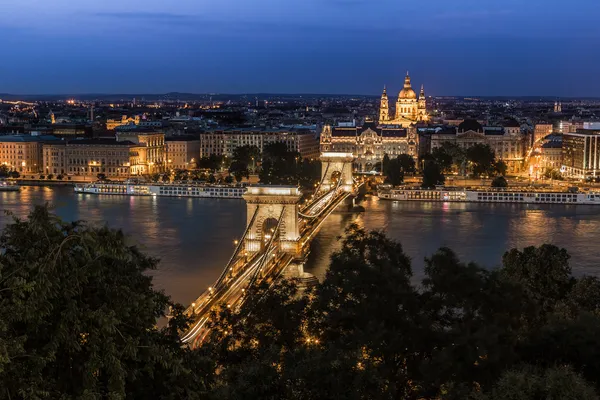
(181, 152, 359, 347)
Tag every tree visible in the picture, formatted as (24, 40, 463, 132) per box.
(467, 144, 497, 177)
(8, 170, 20, 179)
(495, 161, 508, 176)
(229, 160, 249, 183)
(56, 174, 64, 180)
(0, 207, 211, 399)
(0, 165, 8, 178)
(197, 154, 223, 171)
(422, 160, 445, 188)
(384, 157, 404, 186)
(297, 158, 321, 190)
(501, 244, 574, 317)
(433, 142, 467, 174)
(432, 146, 454, 173)
(47, 173, 54, 180)
(150, 173, 161, 182)
(475, 365, 598, 400)
(97, 173, 107, 181)
(207, 174, 216, 184)
(39, 175, 46, 180)
(491, 176, 508, 188)
(224, 175, 234, 184)
(259, 142, 301, 185)
(397, 154, 416, 174)
(544, 167, 563, 180)
(174, 169, 188, 182)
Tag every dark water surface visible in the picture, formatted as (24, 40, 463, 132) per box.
(2, 186, 600, 305)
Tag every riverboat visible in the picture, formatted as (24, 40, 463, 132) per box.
(74, 182, 247, 199)
(377, 186, 600, 205)
(0, 181, 20, 192)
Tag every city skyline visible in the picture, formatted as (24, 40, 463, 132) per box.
(2, 0, 599, 96)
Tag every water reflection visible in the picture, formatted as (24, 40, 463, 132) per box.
(2, 187, 600, 306)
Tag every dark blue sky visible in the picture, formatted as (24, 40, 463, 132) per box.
(2, 0, 599, 96)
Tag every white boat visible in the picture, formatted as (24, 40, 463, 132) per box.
(0, 181, 20, 192)
(377, 185, 600, 205)
(74, 182, 247, 199)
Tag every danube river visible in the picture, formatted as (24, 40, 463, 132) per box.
(2, 186, 600, 305)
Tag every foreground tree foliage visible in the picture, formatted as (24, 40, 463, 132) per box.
(3, 210, 600, 399)
(201, 225, 600, 399)
(0, 207, 211, 400)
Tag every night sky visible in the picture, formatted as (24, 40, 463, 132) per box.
(2, 0, 599, 96)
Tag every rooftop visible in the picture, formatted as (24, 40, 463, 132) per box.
(67, 138, 136, 146)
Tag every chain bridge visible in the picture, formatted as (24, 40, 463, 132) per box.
(180, 152, 360, 347)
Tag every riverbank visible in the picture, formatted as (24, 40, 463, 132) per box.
(17, 180, 74, 187)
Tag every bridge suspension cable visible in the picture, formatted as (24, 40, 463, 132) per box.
(247, 206, 286, 290)
(213, 205, 260, 291)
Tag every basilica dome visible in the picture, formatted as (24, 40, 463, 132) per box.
(398, 73, 417, 99)
(398, 88, 417, 99)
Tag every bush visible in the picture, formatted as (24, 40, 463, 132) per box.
(491, 176, 508, 188)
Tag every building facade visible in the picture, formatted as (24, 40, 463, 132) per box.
(562, 129, 600, 178)
(320, 120, 417, 171)
(116, 129, 166, 174)
(166, 136, 200, 170)
(199, 127, 320, 160)
(379, 72, 429, 128)
(534, 123, 553, 143)
(65, 139, 135, 178)
(0, 135, 59, 174)
(430, 120, 528, 173)
(42, 143, 67, 175)
(539, 141, 563, 170)
(106, 115, 141, 130)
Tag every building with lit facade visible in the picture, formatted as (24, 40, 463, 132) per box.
(539, 141, 563, 170)
(64, 139, 135, 178)
(0, 135, 60, 174)
(42, 143, 66, 175)
(534, 123, 553, 143)
(430, 119, 528, 173)
(116, 128, 166, 175)
(199, 127, 320, 160)
(379, 72, 428, 128)
(106, 115, 141, 130)
(320, 119, 417, 171)
(562, 129, 600, 178)
(166, 136, 200, 170)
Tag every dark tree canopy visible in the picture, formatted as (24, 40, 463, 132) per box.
(467, 144, 498, 177)
(491, 175, 508, 188)
(383, 154, 416, 186)
(3, 210, 600, 399)
(0, 207, 211, 399)
(421, 160, 445, 188)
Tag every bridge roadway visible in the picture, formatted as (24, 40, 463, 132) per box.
(180, 185, 353, 346)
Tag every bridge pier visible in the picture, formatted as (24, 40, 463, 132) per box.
(242, 185, 303, 258)
(320, 152, 354, 192)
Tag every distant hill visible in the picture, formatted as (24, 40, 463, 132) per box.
(1, 92, 599, 102)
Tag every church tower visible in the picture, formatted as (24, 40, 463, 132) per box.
(396, 72, 417, 120)
(418, 84, 427, 121)
(379, 85, 389, 123)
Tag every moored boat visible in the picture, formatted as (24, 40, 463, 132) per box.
(0, 181, 20, 192)
(74, 182, 247, 199)
(377, 185, 600, 205)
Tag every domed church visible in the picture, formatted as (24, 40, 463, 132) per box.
(379, 72, 429, 127)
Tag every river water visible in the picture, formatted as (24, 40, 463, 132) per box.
(2, 186, 600, 305)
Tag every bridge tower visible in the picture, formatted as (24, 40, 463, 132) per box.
(243, 185, 302, 257)
(320, 152, 355, 192)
